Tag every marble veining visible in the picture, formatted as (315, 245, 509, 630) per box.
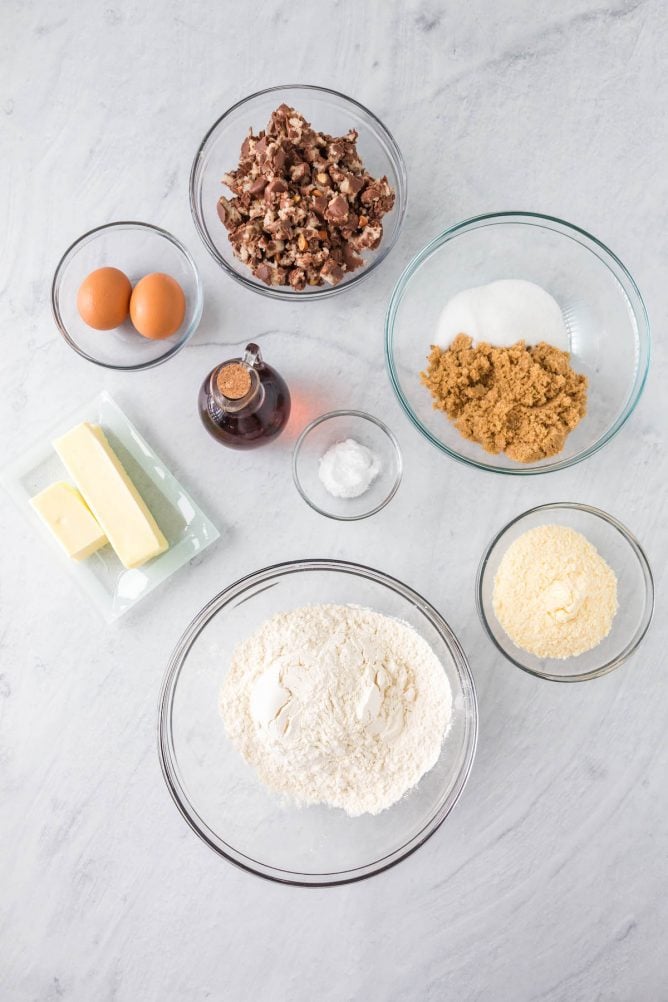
(1, 1, 667, 1000)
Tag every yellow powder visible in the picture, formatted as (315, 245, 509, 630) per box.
(492, 524, 618, 659)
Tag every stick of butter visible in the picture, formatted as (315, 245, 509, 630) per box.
(53, 423, 169, 569)
(30, 481, 108, 561)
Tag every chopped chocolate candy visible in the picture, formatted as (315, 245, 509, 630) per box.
(217, 104, 396, 289)
(326, 194, 349, 221)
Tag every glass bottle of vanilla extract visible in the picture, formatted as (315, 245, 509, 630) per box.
(198, 343, 291, 449)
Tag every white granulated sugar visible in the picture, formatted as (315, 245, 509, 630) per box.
(220, 604, 452, 816)
(436, 279, 570, 351)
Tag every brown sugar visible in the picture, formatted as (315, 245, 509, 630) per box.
(420, 335, 588, 463)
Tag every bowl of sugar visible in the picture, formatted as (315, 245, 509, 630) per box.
(386, 212, 651, 474)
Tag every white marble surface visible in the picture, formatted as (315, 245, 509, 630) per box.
(2, 1, 667, 999)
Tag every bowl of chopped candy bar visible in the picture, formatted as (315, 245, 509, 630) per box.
(190, 85, 407, 300)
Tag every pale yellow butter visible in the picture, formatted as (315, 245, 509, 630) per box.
(53, 423, 168, 569)
(30, 481, 107, 561)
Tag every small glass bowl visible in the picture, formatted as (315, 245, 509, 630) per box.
(476, 503, 654, 682)
(158, 559, 478, 885)
(52, 221, 203, 371)
(190, 84, 407, 300)
(292, 410, 402, 520)
(386, 212, 651, 474)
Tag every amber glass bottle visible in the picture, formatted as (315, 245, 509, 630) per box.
(198, 343, 291, 449)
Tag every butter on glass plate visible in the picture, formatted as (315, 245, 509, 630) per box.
(1, 391, 219, 622)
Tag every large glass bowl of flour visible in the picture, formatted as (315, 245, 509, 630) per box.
(159, 559, 478, 885)
(386, 212, 650, 474)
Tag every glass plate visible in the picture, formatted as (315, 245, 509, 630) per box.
(1, 391, 219, 622)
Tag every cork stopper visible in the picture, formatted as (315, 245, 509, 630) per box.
(216, 363, 252, 401)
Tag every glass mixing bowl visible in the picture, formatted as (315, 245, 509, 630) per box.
(158, 560, 478, 885)
(190, 85, 407, 300)
(477, 503, 654, 682)
(52, 222, 203, 371)
(385, 212, 650, 474)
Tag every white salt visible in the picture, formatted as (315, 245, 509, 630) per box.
(318, 438, 382, 499)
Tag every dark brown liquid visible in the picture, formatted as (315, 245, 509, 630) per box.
(198, 359, 291, 449)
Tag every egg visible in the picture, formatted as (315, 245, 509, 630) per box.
(76, 267, 132, 330)
(129, 273, 186, 340)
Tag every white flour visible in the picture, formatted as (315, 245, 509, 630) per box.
(220, 604, 452, 816)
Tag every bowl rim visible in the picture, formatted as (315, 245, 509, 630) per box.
(292, 409, 403, 520)
(189, 83, 408, 301)
(385, 210, 652, 475)
(475, 501, 655, 682)
(51, 220, 204, 372)
(158, 558, 479, 886)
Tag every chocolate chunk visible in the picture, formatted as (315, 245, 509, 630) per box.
(265, 178, 288, 199)
(351, 222, 383, 251)
(360, 177, 395, 209)
(265, 219, 293, 240)
(254, 262, 272, 284)
(270, 146, 288, 172)
(321, 260, 345, 285)
(288, 267, 306, 290)
(326, 194, 349, 221)
(287, 120, 304, 143)
(339, 173, 365, 196)
(343, 243, 364, 272)
(264, 239, 285, 257)
(327, 140, 346, 161)
(249, 177, 268, 196)
(217, 196, 242, 228)
(290, 162, 309, 182)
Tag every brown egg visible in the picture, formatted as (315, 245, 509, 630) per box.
(129, 273, 186, 340)
(77, 267, 132, 330)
